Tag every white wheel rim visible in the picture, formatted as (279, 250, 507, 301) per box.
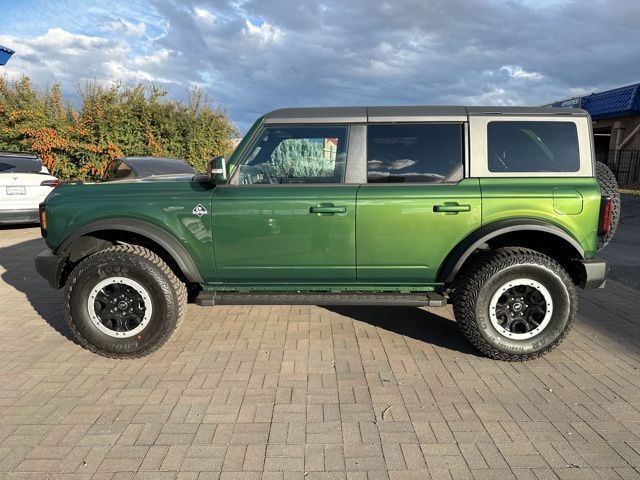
(489, 278, 553, 340)
(87, 277, 152, 338)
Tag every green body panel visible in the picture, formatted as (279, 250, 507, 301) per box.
(42, 174, 602, 289)
(210, 185, 357, 283)
(480, 177, 601, 257)
(43, 175, 602, 290)
(356, 179, 482, 283)
(43, 179, 218, 281)
(552, 188, 583, 215)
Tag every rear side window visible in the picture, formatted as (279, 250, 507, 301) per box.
(367, 124, 463, 183)
(488, 121, 579, 172)
(0, 156, 42, 173)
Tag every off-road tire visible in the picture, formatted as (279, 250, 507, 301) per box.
(64, 245, 187, 358)
(451, 247, 576, 361)
(596, 161, 620, 250)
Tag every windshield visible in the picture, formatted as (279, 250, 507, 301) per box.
(0, 156, 43, 173)
(226, 115, 265, 177)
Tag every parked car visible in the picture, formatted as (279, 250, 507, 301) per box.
(102, 156, 196, 182)
(0, 152, 60, 225)
(35, 106, 620, 360)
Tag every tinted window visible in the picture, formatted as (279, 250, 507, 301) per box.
(239, 126, 347, 184)
(367, 124, 462, 183)
(0, 156, 42, 173)
(131, 158, 195, 177)
(488, 121, 579, 172)
(103, 160, 135, 181)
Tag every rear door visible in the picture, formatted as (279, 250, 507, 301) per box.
(356, 123, 482, 284)
(211, 124, 358, 284)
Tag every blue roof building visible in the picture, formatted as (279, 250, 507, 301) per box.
(546, 82, 640, 120)
(546, 83, 640, 154)
(0, 45, 14, 65)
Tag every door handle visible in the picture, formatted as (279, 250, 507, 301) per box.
(309, 205, 346, 214)
(433, 203, 471, 213)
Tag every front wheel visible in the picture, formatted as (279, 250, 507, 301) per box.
(451, 247, 576, 361)
(64, 245, 187, 358)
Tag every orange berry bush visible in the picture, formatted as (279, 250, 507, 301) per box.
(0, 76, 238, 181)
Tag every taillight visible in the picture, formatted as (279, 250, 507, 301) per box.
(41, 179, 61, 187)
(39, 203, 47, 237)
(599, 195, 612, 235)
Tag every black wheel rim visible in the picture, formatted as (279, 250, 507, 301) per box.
(88, 277, 152, 338)
(489, 278, 553, 339)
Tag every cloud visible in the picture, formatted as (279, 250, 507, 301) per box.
(501, 66, 544, 81)
(243, 20, 283, 45)
(100, 17, 147, 36)
(2, 0, 640, 131)
(0, 28, 128, 85)
(193, 7, 216, 26)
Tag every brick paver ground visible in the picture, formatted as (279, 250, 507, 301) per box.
(1, 226, 640, 480)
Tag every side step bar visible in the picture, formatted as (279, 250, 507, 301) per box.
(196, 291, 447, 307)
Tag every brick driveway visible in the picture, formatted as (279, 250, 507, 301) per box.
(1, 227, 640, 480)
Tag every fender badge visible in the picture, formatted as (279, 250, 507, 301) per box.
(192, 204, 208, 217)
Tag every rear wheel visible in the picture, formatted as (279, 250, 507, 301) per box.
(64, 245, 187, 358)
(451, 247, 576, 361)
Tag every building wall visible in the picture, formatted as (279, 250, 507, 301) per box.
(592, 114, 640, 150)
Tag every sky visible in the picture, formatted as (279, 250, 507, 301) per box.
(1, 0, 640, 132)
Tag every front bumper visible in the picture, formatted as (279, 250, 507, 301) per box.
(578, 257, 609, 289)
(0, 208, 39, 225)
(35, 248, 65, 289)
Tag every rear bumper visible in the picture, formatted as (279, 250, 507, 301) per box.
(0, 208, 39, 225)
(35, 248, 65, 289)
(578, 257, 609, 289)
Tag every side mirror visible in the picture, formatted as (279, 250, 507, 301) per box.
(210, 156, 227, 183)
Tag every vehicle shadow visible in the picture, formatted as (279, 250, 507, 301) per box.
(323, 305, 479, 356)
(0, 236, 75, 341)
(0, 223, 39, 231)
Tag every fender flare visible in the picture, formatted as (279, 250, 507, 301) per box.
(58, 218, 204, 283)
(437, 219, 585, 283)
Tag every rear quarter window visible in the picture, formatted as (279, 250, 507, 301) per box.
(488, 121, 579, 173)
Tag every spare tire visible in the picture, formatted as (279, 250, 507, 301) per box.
(596, 161, 620, 250)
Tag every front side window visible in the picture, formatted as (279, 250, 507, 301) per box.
(237, 125, 348, 184)
(367, 124, 463, 183)
(488, 121, 579, 172)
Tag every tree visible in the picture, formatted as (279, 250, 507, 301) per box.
(0, 75, 238, 180)
(269, 138, 335, 177)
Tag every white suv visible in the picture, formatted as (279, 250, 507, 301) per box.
(0, 152, 60, 225)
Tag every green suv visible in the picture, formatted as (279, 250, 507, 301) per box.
(35, 106, 620, 361)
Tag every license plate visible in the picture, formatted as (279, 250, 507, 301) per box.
(6, 186, 26, 195)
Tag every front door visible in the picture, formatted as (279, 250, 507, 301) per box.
(211, 125, 357, 284)
(356, 123, 482, 284)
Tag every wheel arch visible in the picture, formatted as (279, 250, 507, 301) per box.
(437, 219, 585, 284)
(58, 219, 203, 284)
